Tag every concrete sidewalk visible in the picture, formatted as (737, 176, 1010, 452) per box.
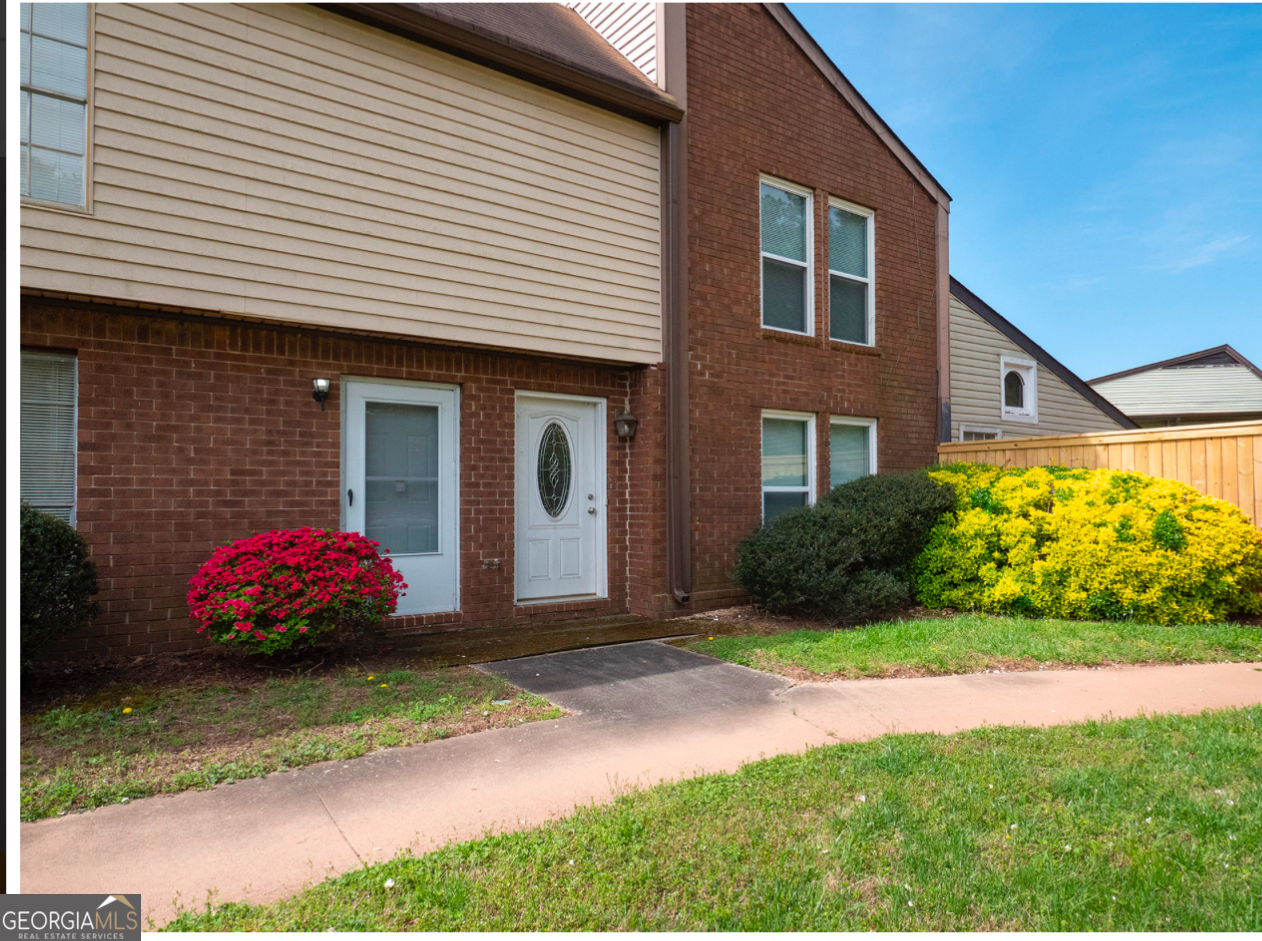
(20, 643, 1262, 927)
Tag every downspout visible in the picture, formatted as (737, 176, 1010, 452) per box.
(935, 202, 951, 445)
(661, 3, 690, 605)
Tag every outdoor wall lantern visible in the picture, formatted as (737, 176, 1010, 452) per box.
(614, 410, 638, 439)
(311, 377, 331, 410)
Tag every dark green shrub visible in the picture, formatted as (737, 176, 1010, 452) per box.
(20, 503, 100, 664)
(732, 471, 956, 621)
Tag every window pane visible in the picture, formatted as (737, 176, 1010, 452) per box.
(963, 431, 997, 442)
(29, 147, 84, 205)
(829, 274, 867, 343)
(30, 94, 85, 154)
(31, 35, 88, 98)
(760, 183, 807, 262)
(21, 352, 77, 516)
(763, 418, 808, 487)
(764, 491, 807, 524)
(22, 91, 32, 145)
(762, 257, 807, 332)
(1005, 371, 1024, 408)
(22, 2, 32, 32)
(21, 32, 32, 86)
(365, 402, 440, 554)
(830, 424, 871, 488)
(829, 206, 867, 277)
(32, 3, 88, 45)
(21, 145, 31, 197)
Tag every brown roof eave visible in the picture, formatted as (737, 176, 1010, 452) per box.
(319, 2, 683, 125)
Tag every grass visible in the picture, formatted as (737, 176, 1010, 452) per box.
(20, 666, 562, 821)
(164, 706, 1261, 931)
(681, 614, 1262, 680)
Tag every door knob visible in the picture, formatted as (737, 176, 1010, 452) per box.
(587, 507, 597, 515)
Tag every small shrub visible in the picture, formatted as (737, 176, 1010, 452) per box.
(912, 464, 1262, 624)
(732, 471, 956, 620)
(20, 502, 100, 665)
(187, 528, 405, 655)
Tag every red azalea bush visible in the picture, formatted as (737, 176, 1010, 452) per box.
(187, 528, 406, 655)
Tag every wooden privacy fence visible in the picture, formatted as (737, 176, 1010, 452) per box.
(937, 420, 1262, 527)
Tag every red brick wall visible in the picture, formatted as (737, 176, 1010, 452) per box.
(684, 4, 942, 605)
(21, 297, 665, 656)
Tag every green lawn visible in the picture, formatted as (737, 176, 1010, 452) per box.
(682, 615, 1262, 679)
(165, 706, 1260, 931)
(20, 666, 562, 821)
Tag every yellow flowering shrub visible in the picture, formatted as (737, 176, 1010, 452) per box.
(912, 463, 1262, 624)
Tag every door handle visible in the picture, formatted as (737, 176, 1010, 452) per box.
(348, 488, 354, 507)
(587, 507, 596, 515)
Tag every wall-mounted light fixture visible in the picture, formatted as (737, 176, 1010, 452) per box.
(614, 410, 638, 439)
(312, 377, 331, 410)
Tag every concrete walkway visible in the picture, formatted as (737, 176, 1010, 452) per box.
(20, 642, 1262, 927)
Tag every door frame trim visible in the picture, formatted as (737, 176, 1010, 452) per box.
(340, 375, 461, 615)
(513, 390, 608, 605)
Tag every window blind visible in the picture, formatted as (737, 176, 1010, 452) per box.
(830, 423, 871, 488)
(21, 352, 78, 524)
(828, 206, 867, 278)
(762, 419, 808, 487)
(760, 184, 807, 262)
(20, 2, 89, 207)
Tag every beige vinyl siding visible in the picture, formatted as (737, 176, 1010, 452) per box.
(569, 2, 660, 86)
(20, 3, 663, 364)
(1090, 366, 1262, 419)
(949, 295, 1124, 440)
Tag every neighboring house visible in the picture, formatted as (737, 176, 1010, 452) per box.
(947, 278, 1136, 441)
(19, 2, 949, 654)
(1088, 345, 1262, 428)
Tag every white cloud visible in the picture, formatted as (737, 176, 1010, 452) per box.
(1164, 234, 1250, 273)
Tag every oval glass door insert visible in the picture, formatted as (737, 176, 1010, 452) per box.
(537, 421, 572, 518)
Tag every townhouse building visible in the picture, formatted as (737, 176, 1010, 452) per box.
(20, 2, 951, 655)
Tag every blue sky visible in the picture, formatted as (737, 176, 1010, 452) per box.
(790, 3, 1262, 380)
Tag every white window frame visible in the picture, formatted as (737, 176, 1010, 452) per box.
(959, 425, 1003, 442)
(761, 409, 816, 521)
(826, 196, 876, 346)
(1000, 356, 1038, 423)
(759, 176, 814, 337)
(20, 2, 95, 213)
(20, 350, 80, 527)
(828, 416, 877, 488)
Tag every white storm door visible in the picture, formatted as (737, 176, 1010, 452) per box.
(344, 380, 459, 616)
(515, 394, 606, 602)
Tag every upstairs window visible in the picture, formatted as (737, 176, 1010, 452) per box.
(760, 179, 813, 334)
(21, 351, 79, 525)
(828, 199, 874, 345)
(762, 412, 815, 523)
(1000, 356, 1037, 423)
(20, 2, 90, 208)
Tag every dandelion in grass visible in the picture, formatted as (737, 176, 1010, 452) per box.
(122, 708, 132, 714)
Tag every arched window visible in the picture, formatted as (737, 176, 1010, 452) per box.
(1000, 357, 1037, 421)
(1004, 370, 1024, 409)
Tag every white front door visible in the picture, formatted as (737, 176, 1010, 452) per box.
(515, 393, 606, 602)
(344, 379, 459, 616)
